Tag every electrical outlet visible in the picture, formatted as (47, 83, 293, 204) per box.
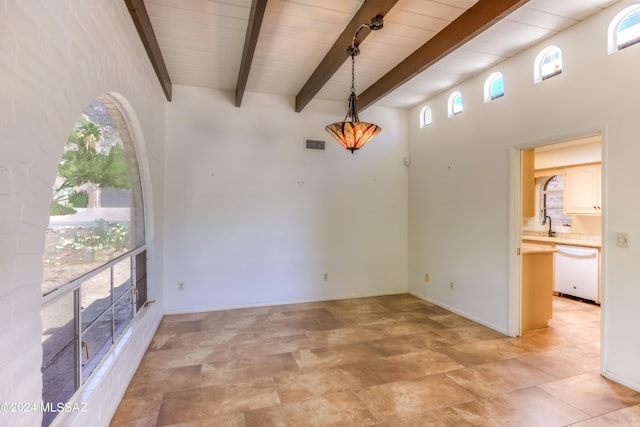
(450, 281, 454, 290)
(424, 273, 430, 282)
(323, 273, 328, 281)
(179, 281, 184, 290)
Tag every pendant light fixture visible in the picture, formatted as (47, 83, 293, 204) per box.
(325, 15, 384, 153)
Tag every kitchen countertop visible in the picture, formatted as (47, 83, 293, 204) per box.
(522, 235, 601, 248)
(522, 242, 558, 254)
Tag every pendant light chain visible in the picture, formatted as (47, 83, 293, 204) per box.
(351, 52, 356, 95)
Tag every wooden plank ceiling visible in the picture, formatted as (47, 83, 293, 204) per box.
(131, 0, 620, 109)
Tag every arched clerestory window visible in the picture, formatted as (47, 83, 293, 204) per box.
(484, 72, 505, 103)
(40, 95, 147, 426)
(534, 46, 562, 83)
(448, 91, 463, 117)
(420, 106, 432, 128)
(608, 4, 640, 53)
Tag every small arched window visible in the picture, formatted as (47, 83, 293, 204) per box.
(420, 106, 432, 128)
(608, 4, 640, 53)
(534, 46, 562, 83)
(541, 175, 572, 226)
(448, 91, 463, 117)
(484, 72, 504, 103)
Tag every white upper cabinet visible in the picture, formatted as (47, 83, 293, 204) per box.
(564, 164, 601, 215)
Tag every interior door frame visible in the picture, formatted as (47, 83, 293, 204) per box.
(509, 126, 607, 377)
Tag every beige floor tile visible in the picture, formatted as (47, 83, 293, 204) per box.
(404, 407, 474, 426)
(274, 364, 382, 403)
(445, 358, 555, 398)
(324, 301, 392, 316)
(109, 394, 162, 426)
(356, 374, 476, 420)
(305, 326, 385, 348)
(518, 343, 600, 379)
(366, 335, 438, 357)
(292, 342, 384, 369)
(452, 387, 589, 426)
(162, 413, 246, 426)
(438, 338, 529, 367)
(138, 345, 228, 371)
(432, 325, 506, 345)
(538, 371, 640, 417)
(124, 365, 201, 398)
(569, 404, 640, 426)
(156, 379, 279, 426)
(244, 391, 378, 427)
(365, 349, 463, 383)
(372, 319, 444, 337)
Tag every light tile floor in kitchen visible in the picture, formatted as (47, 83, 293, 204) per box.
(110, 294, 640, 426)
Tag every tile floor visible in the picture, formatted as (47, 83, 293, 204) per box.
(110, 294, 640, 426)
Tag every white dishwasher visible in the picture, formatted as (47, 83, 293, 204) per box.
(554, 245, 599, 303)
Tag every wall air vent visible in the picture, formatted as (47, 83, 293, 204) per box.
(305, 139, 325, 151)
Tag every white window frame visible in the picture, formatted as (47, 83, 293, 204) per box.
(608, 4, 640, 54)
(534, 46, 562, 83)
(484, 72, 504, 103)
(420, 106, 432, 128)
(448, 91, 463, 117)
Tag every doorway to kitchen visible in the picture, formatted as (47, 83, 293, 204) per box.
(517, 134, 603, 346)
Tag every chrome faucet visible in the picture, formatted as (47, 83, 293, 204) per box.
(542, 215, 555, 237)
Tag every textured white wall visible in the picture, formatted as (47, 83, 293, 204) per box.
(0, 1, 166, 426)
(408, 0, 640, 390)
(163, 86, 409, 313)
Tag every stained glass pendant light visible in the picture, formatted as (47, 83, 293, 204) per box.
(326, 16, 384, 153)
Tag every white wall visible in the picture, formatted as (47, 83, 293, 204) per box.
(0, 1, 166, 426)
(408, 0, 640, 390)
(164, 86, 409, 313)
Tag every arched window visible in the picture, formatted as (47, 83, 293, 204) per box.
(608, 4, 640, 53)
(41, 95, 147, 426)
(541, 175, 572, 227)
(534, 46, 562, 83)
(484, 72, 504, 103)
(420, 106, 432, 128)
(448, 91, 463, 117)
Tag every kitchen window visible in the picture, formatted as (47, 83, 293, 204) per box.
(541, 175, 572, 226)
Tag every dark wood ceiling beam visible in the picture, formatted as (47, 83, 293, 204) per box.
(124, 0, 172, 101)
(358, 0, 530, 111)
(236, 0, 268, 107)
(295, 0, 399, 113)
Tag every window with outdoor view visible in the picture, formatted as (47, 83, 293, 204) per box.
(534, 46, 562, 83)
(448, 91, 463, 117)
(541, 175, 572, 227)
(484, 72, 504, 102)
(420, 106, 432, 128)
(608, 4, 640, 53)
(41, 96, 147, 427)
